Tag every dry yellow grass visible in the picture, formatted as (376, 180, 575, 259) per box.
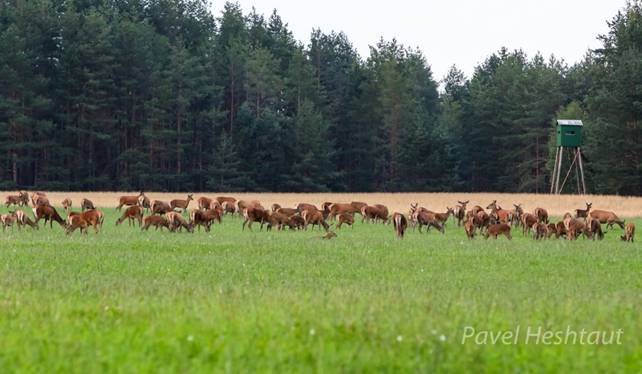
(4, 191, 642, 217)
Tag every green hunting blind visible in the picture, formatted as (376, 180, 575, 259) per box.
(550, 119, 586, 195)
(556, 119, 583, 147)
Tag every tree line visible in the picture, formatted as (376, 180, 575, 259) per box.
(0, 0, 640, 194)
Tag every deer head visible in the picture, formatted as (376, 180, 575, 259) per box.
(586, 202, 592, 210)
(187, 194, 194, 201)
(446, 207, 454, 216)
(486, 200, 498, 210)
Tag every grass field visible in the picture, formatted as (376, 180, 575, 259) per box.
(0, 196, 640, 372)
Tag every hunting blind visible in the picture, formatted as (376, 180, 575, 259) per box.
(550, 119, 587, 195)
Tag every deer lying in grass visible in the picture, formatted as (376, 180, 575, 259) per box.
(575, 202, 592, 218)
(115, 205, 144, 227)
(142, 215, 170, 231)
(392, 212, 407, 238)
(621, 223, 635, 242)
(170, 194, 193, 213)
(589, 209, 625, 230)
(484, 223, 512, 240)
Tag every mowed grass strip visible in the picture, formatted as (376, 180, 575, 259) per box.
(0, 207, 640, 372)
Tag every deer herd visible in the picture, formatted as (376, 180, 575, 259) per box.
(0, 191, 637, 243)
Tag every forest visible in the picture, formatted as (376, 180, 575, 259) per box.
(0, 0, 640, 194)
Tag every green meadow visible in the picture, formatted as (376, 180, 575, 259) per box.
(0, 208, 640, 372)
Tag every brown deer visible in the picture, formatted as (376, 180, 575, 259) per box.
(14, 211, 38, 230)
(166, 211, 194, 233)
(117, 192, 145, 211)
(336, 213, 354, 229)
(302, 209, 329, 231)
(31, 192, 50, 207)
(532, 222, 547, 240)
(266, 211, 289, 231)
(392, 212, 407, 238)
(65, 215, 88, 235)
(68, 209, 104, 233)
(197, 196, 213, 210)
(361, 205, 389, 224)
(138, 194, 151, 212)
(585, 216, 604, 241)
(5, 191, 29, 207)
(486, 200, 512, 224)
(589, 209, 625, 230)
(286, 215, 305, 230)
(566, 219, 586, 240)
(434, 207, 455, 226)
(484, 224, 512, 240)
(151, 200, 172, 215)
(239, 200, 263, 215)
(464, 215, 475, 239)
(1, 213, 16, 231)
(575, 202, 592, 218)
(454, 200, 469, 226)
(474, 210, 490, 233)
(621, 223, 635, 242)
(116, 205, 144, 227)
(190, 209, 222, 232)
(61, 198, 73, 212)
(81, 198, 96, 212)
(555, 221, 567, 239)
(142, 215, 170, 231)
(221, 201, 236, 214)
(415, 211, 444, 234)
(511, 204, 524, 226)
(521, 213, 538, 235)
(277, 207, 298, 217)
(351, 202, 368, 215)
(546, 223, 557, 238)
(271, 203, 282, 212)
(242, 206, 269, 231)
(534, 207, 549, 224)
(328, 203, 358, 220)
(170, 194, 193, 212)
(216, 196, 237, 210)
(34, 204, 65, 228)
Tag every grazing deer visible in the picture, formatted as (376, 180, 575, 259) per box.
(336, 213, 354, 229)
(216, 196, 237, 211)
(566, 219, 587, 240)
(266, 211, 289, 231)
(621, 223, 635, 242)
(575, 202, 592, 218)
(484, 224, 512, 240)
(454, 200, 469, 226)
(14, 211, 38, 230)
(191, 209, 222, 232)
(81, 198, 96, 212)
(242, 206, 269, 231)
(61, 198, 73, 212)
(589, 209, 625, 230)
(166, 211, 194, 233)
(151, 200, 172, 215)
(115, 205, 144, 227)
(546, 223, 557, 238)
(34, 204, 65, 228)
(65, 215, 88, 235)
(361, 205, 389, 224)
(117, 191, 145, 211)
(302, 209, 329, 231)
(197, 196, 212, 211)
(142, 215, 170, 231)
(68, 210, 104, 233)
(415, 211, 445, 234)
(221, 201, 236, 214)
(555, 221, 567, 239)
(534, 207, 549, 224)
(392, 212, 408, 238)
(170, 194, 193, 213)
(286, 215, 305, 230)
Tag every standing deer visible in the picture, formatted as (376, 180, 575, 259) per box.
(117, 192, 145, 211)
(116, 205, 144, 227)
(61, 198, 73, 212)
(534, 207, 549, 224)
(589, 209, 625, 229)
(336, 213, 354, 229)
(81, 198, 96, 212)
(484, 224, 512, 240)
(575, 202, 592, 218)
(392, 212, 408, 238)
(151, 200, 172, 215)
(170, 194, 193, 213)
(486, 200, 512, 224)
(454, 200, 469, 227)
